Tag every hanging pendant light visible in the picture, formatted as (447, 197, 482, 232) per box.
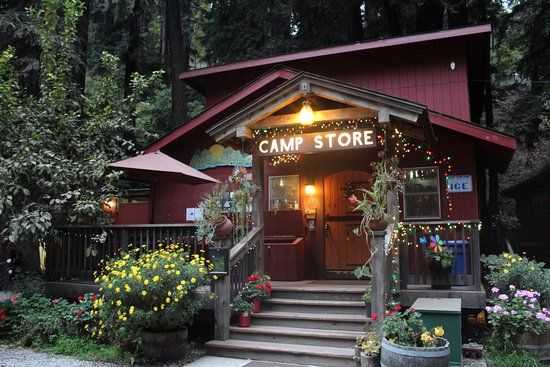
(298, 100, 315, 126)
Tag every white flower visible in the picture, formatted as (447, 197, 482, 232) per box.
(6, 259, 11, 264)
(8, 269, 13, 274)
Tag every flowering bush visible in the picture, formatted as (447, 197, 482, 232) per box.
(233, 293, 254, 317)
(243, 273, 271, 300)
(421, 235, 453, 269)
(94, 244, 212, 336)
(356, 331, 381, 357)
(382, 305, 445, 347)
(481, 253, 549, 305)
(60, 294, 96, 325)
(486, 286, 550, 340)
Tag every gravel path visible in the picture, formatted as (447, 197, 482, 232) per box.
(0, 345, 205, 367)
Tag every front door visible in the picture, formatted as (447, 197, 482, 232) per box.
(324, 170, 371, 275)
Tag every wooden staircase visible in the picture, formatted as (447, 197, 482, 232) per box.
(207, 282, 370, 367)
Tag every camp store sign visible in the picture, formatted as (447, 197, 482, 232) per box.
(255, 128, 376, 156)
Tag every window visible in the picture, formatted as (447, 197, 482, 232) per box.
(403, 167, 441, 219)
(269, 175, 299, 210)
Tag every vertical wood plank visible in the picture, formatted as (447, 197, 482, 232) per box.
(252, 155, 265, 273)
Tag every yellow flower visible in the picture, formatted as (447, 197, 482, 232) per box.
(129, 306, 135, 315)
(123, 317, 127, 321)
(213, 275, 218, 280)
(142, 290, 147, 296)
(174, 298, 179, 303)
(153, 275, 160, 282)
(518, 257, 523, 262)
(144, 279, 149, 285)
(153, 307, 158, 312)
(530, 266, 535, 271)
(168, 291, 172, 296)
(116, 300, 122, 306)
(511, 258, 516, 263)
(115, 287, 120, 293)
(191, 277, 196, 284)
(108, 284, 113, 289)
(161, 304, 165, 310)
(166, 297, 171, 303)
(434, 326, 444, 337)
(503, 269, 509, 274)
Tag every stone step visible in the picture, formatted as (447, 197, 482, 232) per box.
(251, 311, 369, 331)
(270, 286, 365, 302)
(262, 298, 366, 315)
(230, 325, 362, 348)
(206, 339, 355, 367)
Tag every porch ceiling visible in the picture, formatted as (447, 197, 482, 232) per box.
(206, 72, 434, 143)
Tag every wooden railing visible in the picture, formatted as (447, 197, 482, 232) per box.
(398, 220, 481, 289)
(45, 224, 201, 281)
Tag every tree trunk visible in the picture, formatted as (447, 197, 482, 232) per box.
(124, 0, 145, 97)
(166, 0, 188, 128)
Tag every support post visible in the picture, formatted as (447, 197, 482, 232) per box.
(252, 155, 265, 273)
(371, 230, 387, 332)
(213, 234, 231, 340)
(471, 225, 482, 290)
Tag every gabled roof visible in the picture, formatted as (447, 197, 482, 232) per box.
(181, 24, 491, 92)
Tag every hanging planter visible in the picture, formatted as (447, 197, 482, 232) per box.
(367, 217, 389, 231)
(214, 215, 233, 236)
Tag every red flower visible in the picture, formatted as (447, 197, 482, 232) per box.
(348, 194, 358, 206)
(392, 305, 401, 311)
(387, 311, 395, 317)
(247, 275, 259, 282)
(89, 295, 97, 301)
(10, 296, 17, 303)
(409, 307, 415, 313)
(0, 308, 3, 314)
(77, 296, 84, 302)
(76, 310, 84, 317)
(266, 288, 272, 294)
(256, 283, 265, 290)
(0, 315, 6, 321)
(371, 313, 379, 320)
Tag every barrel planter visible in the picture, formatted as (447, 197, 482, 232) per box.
(381, 337, 450, 367)
(360, 352, 380, 367)
(512, 331, 550, 362)
(141, 328, 188, 360)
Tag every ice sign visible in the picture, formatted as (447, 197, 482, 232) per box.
(447, 175, 472, 193)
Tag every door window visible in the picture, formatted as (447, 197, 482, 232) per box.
(269, 175, 299, 210)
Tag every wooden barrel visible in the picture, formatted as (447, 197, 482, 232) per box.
(513, 332, 550, 362)
(141, 328, 188, 360)
(381, 337, 450, 367)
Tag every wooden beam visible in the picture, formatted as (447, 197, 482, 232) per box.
(371, 231, 386, 333)
(213, 234, 232, 341)
(236, 126, 253, 139)
(252, 155, 265, 273)
(253, 107, 374, 129)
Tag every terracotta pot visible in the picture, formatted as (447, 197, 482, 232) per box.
(252, 299, 261, 313)
(367, 218, 388, 231)
(214, 215, 233, 236)
(238, 312, 251, 327)
(141, 328, 187, 360)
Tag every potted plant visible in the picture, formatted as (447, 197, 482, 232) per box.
(486, 287, 550, 361)
(195, 184, 233, 244)
(95, 244, 211, 360)
(357, 331, 381, 367)
(381, 305, 450, 367)
(421, 235, 453, 289)
(243, 273, 272, 313)
(233, 293, 254, 327)
(352, 151, 404, 232)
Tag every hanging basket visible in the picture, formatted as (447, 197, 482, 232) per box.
(214, 215, 233, 236)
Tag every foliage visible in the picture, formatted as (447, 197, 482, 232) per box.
(353, 151, 404, 231)
(486, 286, 550, 341)
(361, 291, 372, 303)
(382, 305, 444, 348)
(232, 293, 254, 317)
(95, 244, 212, 333)
(195, 183, 227, 245)
(60, 294, 96, 325)
(481, 253, 549, 306)
(421, 235, 453, 269)
(4, 266, 44, 296)
(0, 0, 163, 271)
(357, 331, 381, 357)
(228, 166, 258, 244)
(354, 264, 372, 280)
(242, 273, 271, 301)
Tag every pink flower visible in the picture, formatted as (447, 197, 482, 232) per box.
(509, 285, 516, 290)
(498, 294, 509, 301)
(491, 287, 499, 293)
(10, 296, 17, 303)
(52, 299, 59, 305)
(511, 310, 518, 315)
(485, 306, 492, 312)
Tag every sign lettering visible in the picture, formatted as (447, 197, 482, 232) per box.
(447, 175, 473, 193)
(255, 128, 376, 156)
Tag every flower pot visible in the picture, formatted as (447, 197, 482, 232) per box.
(513, 331, 550, 362)
(381, 337, 450, 367)
(354, 345, 362, 367)
(367, 218, 388, 231)
(141, 328, 187, 360)
(214, 215, 233, 236)
(428, 261, 452, 290)
(119, 340, 138, 353)
(360, 352, 379, 367)
(66, 323, 80, 336)
(365, 302, 372, 317)
(238, 312, 251, 327)
(252, 299, 261, 313)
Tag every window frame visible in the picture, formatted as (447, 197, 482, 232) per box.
(402, 166, 442, 220)
(268, 174, 300, 211)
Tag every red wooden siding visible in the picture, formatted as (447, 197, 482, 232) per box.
(115, 202, 150, 224)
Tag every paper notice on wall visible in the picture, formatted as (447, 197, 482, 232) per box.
(194, 208, 203, 220)
(186, 208, 195, 221)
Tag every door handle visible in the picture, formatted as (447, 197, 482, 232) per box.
(324, 223, 330, 237)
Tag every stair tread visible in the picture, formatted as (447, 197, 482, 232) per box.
(206, 339, 355, 359)
(264, 298, 364, 307)
(272, 286, 366, 293)
(252, 311, 369, 322)
(229, 325, 363, 339)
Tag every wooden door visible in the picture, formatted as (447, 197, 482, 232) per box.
(324, 170, 371, 273)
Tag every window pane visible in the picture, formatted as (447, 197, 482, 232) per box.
(404, 167, 440, 219)
(269, 175, 299, 210)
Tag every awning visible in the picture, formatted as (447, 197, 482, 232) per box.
(108, 151, 219, 185)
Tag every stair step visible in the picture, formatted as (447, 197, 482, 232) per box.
(263, 298, 366, 315)
(270, 286, 365, 302)
(230, 325, 362, 348)
(206, 339, 355, 367)
(252, 311, 369, 331)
